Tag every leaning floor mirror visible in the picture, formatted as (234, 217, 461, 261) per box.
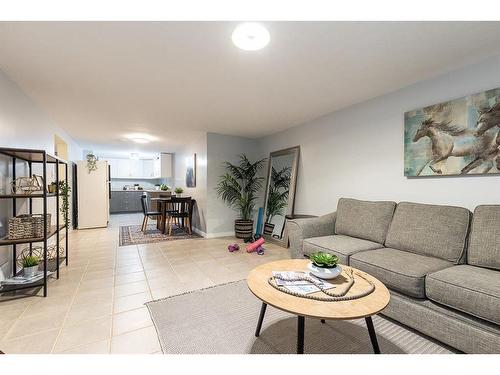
(262, 146, 300, 247)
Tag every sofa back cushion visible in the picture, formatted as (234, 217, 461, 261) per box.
(385, 202, 471, 263)
(335, 198, 396, 244)
(468, 205, 500, 270)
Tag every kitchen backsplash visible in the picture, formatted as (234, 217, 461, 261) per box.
(111, 177, 173, 190)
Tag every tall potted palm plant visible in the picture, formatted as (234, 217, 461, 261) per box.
(216, 154, 266, 238)
(264, 166, 291, 235)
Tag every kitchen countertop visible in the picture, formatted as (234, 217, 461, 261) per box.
(111, 190, 169, 193)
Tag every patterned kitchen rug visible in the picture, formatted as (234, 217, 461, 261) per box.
(119, 224, 202, 246)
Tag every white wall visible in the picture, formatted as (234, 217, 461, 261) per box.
(0, 68, 81, 279)
(206, 133, 263, 237)
(173, 132, 208, 235)
(259, 55, 500, 214)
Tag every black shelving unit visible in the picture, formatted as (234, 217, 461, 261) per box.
(0, 147, 69, 298)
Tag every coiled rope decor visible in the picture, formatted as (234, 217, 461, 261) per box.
(268, 268, 376, 302)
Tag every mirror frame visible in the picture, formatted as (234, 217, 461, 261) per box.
(261, 145, 300, 247)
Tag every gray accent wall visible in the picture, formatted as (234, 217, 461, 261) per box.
(259, 55, 500, 214)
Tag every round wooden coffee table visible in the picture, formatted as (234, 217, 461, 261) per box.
(247, 259, 390, 354)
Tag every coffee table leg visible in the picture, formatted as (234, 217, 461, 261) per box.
(365, 316, 380, 354)
(297, 316, 305, 354)
(254, 302, 267, 337)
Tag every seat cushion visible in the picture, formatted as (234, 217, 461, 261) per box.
(426, 265, 500, 325)
(335, 198, 396, 244)
(385, 202, 471, 263)
(303, 235, 382, 265)
(468, 205, 500, 270)
(350, 248, 454, 298)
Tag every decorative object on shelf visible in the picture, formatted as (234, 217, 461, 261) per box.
(59, 180, 71, 228)
(16, 244, 64, 267)
(174, 187, 183, 197)
(216, 154, 266, 238)
(405, 87, 500, 177)
(21, 254, 40, 278)
(160, 184, 170, 191)
(16, 246, 43, 267)
(86, 153, 98, 173)
(8, 214, 51, 239)
(10, 175, 43, 194)
(48, 181, 57, 194)
(307, 252, 341, 280)
(185, 153, 196, 187)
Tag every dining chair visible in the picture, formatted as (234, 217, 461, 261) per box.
(140, 194, 161, 232)
(164, 197, 192, 235)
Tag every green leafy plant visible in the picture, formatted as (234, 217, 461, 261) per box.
(216, 154, 267, 220)
(309, 252, 339, 268)
(59, 180, 71, 228)
(174, 187, 184, 194)
(265, 166, 291, 223)
(22, 255, 40, 268)
(160, 184, 170, 191)
(86, 153, 98, 173)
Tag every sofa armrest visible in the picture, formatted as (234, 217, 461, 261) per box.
(287, 212, 337, 259)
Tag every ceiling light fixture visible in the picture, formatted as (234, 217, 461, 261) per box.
(131, 137, 150, 144)
(232, 22, 270, 51)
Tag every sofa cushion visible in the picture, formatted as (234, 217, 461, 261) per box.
(303, 235, 382, 265)
(468, 205, 500, 270)
(350, 248, 453, 298)
(335, 198, 396, 244)
(426, 265, 500, 325)
(385, 202, 471, 263)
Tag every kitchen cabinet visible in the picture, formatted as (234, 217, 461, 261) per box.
(110, 191, 144, 213)
(143, 159, 154, 178)
(106, 153, 172, 179)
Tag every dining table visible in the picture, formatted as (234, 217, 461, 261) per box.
(150, 196, 196, 235)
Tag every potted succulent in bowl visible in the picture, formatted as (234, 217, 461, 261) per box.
(22, 255, 40, 278)
(307, 251, 342, 280)
(160, 184, 170, 191)
(174, 187, 184, 197)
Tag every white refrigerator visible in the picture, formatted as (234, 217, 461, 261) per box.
(76, 160, 110, 229)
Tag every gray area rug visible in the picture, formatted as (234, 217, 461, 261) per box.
(145, 280, 456, 354)
(119, 224, 202, 246)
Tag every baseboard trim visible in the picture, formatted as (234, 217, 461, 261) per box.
(192, 227, 235, 239)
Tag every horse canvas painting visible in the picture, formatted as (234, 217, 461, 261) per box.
(404, 87, 500, 176)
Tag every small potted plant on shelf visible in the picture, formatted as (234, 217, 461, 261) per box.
(160, 184, 170, 191)
(22, 255, 40, 278)
(174, 187, 184, 197)
(307, 251, 342, 280)
(48, 181, 57, 194)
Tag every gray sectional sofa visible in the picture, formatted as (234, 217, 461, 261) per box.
(287, 198, 500, 353)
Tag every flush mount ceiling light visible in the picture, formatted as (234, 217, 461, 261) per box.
(122, 133, 157, 144)
(131, 137, 149, 144)
(232, 22, 270, 51)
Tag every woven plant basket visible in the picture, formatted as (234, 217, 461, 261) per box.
(263, 222, 275, 235)
(8, 214, 51, 239)
(234, 219, 253, 239)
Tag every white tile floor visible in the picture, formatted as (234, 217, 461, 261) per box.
(0, 213, 290, 354)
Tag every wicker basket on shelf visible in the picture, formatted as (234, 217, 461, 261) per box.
(8, 214, 51, 239)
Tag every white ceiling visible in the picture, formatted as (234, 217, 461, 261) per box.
(1, 21, 500, 154)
